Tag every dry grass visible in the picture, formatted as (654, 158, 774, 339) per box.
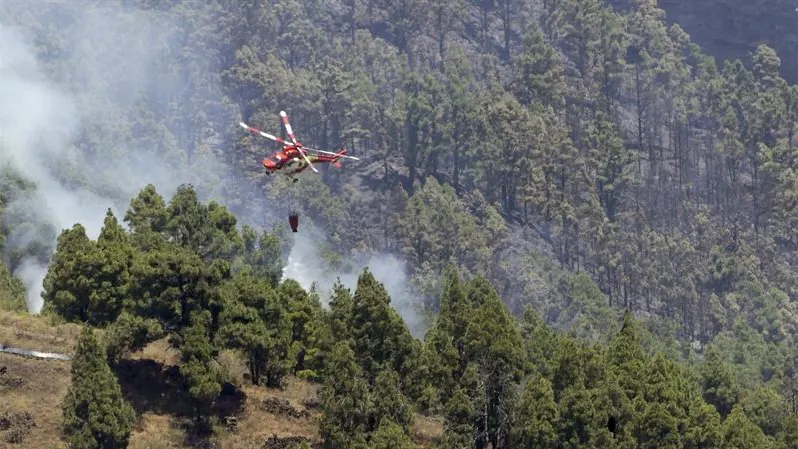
(120, 375, 324, 449)
(0, 311, 83, 355)
(128, 414, 186, 449)
(220, 380, 322, 448)
(0, 353, 71, 448)
(413, 415, 444, 446)
(128, 337, 181, 366)
(0, 310, 443, 448)
(0, 311, 77, 448)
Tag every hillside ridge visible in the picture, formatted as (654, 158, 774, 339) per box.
(0, 309, 443, 448)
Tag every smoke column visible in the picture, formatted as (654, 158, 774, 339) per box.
(0, 5, 230, 313)
(0, 3, 428, 335)
(0, 24, 110, 312)
(282, 220, 428, 338)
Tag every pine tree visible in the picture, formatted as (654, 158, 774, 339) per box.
(180, 310, 225, 421)
(218, 272, 293, 387)
(441, 385, 477, 448)
(279, 279, 322, 373)
(700, 345, 740, 417)
(350, 268, 419, 395)
(61, 326, 136, 449)
(722, 404, 775, 448)
(369, 418, 420, 449)
(369, 368, 413, 431)
(123, 183, 168, 251)
(42, 224, 119, 324)
(319, 341, 371, 448)
(608, 311, 647, 398)
(509, 376, 560, 448)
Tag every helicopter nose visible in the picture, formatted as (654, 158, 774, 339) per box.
(263, 158, 276, 169)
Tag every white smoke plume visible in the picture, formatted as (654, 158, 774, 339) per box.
(0, 24, 113, 312)
(0, 5, 229, 313)
(0, 3, 428, 336)
(282, 220, 429, 338)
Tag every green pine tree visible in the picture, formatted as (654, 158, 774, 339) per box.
(510, 376, 560, 448)
(61, 326, 136, 449)
(319, 341, 371, 448)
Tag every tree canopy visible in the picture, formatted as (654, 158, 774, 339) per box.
(1, 0, 798, 446)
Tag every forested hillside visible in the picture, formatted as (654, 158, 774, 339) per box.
(5, 188, 795, 448)
(2, 0, 798, 447)
(623, 0, 798, 83)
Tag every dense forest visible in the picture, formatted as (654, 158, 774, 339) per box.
(2, 0, 798, 447)
(631, 0, 798, 84)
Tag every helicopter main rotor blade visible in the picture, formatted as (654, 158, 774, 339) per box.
(302, 146, 361, 160)
(279, 111, 299, 146)
(239, 122, 292, 146)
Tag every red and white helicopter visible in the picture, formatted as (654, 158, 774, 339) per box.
(239, 110, 360, 182)
(238, 110, 360, 232)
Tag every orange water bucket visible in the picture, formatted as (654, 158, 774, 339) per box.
(288, 213, 299, 232)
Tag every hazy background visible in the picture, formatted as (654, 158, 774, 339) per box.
(0, 2, 426, 334)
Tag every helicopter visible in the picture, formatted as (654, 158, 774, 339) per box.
(239, 110, 360, 182)
(238, 110, 361, 232)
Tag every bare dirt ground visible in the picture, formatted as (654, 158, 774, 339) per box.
(0, 311, 443, 448)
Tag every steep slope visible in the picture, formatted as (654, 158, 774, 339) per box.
(611, 0, 798, 82)
(0, 312, 80, 447)
(2, 0, 798, 414)
(0, 310, 443, 448)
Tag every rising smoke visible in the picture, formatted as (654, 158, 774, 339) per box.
(282, 220, 428, 338)
(0, 4, 230, 313)
(0, 24, 116, 312)
(0, 2, 428, 334)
